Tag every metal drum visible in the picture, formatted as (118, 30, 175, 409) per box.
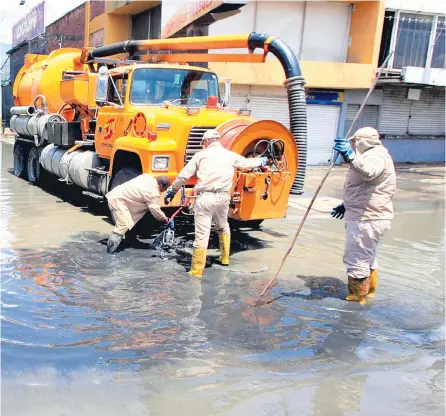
(68, 150, 102, 189)
(59, 150, 75, 181)
(40, 144, 60, 175)
(10, 115, 32, 136)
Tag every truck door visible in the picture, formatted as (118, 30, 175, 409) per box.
(95, 73, 128, 159)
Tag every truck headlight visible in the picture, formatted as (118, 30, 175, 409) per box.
(152, 156, 170, 171)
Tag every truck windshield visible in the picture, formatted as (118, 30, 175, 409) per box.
(130, 68, 220, 106)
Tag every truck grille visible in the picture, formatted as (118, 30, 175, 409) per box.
(185, 126, 217, 163)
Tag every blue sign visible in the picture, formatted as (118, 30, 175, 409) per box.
(306, 91, 343, 105)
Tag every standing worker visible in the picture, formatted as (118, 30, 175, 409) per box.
(164, 129, 268, 278)
(331, 127, 396, 304)
(106, 174, 173, 254)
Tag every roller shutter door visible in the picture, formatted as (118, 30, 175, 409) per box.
(379, 86, 445, 136)
(229, 95, 248, 109)
(344, 104, 379, 137)
(249, 96, 290, 128)
(228, 85, 341, 165)
(307, 105, 340, 165)
(408, 88, 445, 136)
(379, 86, 411, 135)
(229, 84, 249, 110)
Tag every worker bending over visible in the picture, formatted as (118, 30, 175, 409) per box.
(106, 174, 173, 254)
(332, 127, 396, 304)
(165, 129, 268, 278)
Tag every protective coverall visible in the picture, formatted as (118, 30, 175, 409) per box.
(106, 174, 168, 244)
(170, 139, 264, 278)
(334, 127, 396, 304)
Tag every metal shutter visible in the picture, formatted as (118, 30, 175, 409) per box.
(249, 96, 290, 128)
(379, 86, 411, 135)
(408, 88, 445, 136)
(229, 95, 248, 109)
(307, 104, 340, 165)
(344, 105, 379, 137)
(344, 104, 360, 136)
(229, 84, 250, 110)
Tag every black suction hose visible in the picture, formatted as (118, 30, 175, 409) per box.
(284, 76, 307, 195)
(248, 33, 307, 194)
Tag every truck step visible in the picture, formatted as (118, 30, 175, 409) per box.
(75, 140, 95, 147)
(85, 167, 108, 176)
(82, 191, 104, 200)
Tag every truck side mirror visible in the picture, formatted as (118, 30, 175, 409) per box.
(96, 67, 109, 104)
(220, 78, 232, 107)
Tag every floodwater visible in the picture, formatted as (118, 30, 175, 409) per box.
(1, 142, 444, 416)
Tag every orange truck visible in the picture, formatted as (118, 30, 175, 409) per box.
(10, 33, 307, 226)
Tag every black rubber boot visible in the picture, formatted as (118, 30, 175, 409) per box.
(107, 232, 123, 254)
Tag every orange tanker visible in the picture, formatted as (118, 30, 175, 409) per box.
(11, 33, 308, 225)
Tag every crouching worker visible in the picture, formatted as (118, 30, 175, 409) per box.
(106, 174, 172, 254)
(332, 127, 396, 304)
(165, 129, 268, 278)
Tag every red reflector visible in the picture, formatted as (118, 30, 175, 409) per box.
(148, 132, 157, 141)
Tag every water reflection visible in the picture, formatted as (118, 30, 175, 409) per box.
(1, 143, 445, 415)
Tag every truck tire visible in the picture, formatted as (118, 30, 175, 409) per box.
(27, 146, 41, 185)
(13, 142, 28, 179)
(110, 167, 141, 191)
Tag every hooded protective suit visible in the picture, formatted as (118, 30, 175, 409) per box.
(342, 127, 396, 284)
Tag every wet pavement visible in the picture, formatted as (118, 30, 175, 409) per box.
(1, 141, 444, 416)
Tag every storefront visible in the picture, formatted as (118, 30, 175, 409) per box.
(230, 86, 343, 165)
(344, 85, 445, 163)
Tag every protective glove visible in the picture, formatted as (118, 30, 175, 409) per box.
(331, 203, 346, 219)
(164, 187, 176, 205)
(165, 218, 175, 229)
(259, 156, 269, 167)
(333, 137, 355, 162)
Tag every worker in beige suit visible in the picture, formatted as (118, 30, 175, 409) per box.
(165, 129, 268, 278)
(106, 174, 172, 253)
(332, 127, 396, 304)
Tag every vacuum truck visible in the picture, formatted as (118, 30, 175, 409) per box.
(10, 33, 307, 225)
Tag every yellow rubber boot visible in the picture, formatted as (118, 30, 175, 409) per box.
(346, 276, 369, 305)
(218, 233, 231, 266)
(189, 248, 207, 278)
(367, 269, 378, 298)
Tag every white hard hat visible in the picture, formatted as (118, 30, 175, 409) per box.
(202, 129, 221, 141)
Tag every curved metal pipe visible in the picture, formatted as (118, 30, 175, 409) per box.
(10, 106, 35, 116)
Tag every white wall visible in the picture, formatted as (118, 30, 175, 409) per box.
(255, 2, 304, 54)
(208, 1, 256, 41)
(386, 0, 446, 13)
(161, 0, 185, 30)
(208, 1, 351, 63)
(301, 2, 351, 63)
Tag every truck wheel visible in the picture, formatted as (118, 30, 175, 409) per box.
(110, 167, 141, 191)
(27, 146, 41, 185)
(13, 142, 28, 179)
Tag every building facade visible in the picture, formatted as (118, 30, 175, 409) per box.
(5, 0, 444, 162)
(98, 0, 385, 165)
(2, 1, 105, 126)
(344, 0, 445, 162)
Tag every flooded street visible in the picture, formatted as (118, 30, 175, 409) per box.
(1, 141, 444, 415)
